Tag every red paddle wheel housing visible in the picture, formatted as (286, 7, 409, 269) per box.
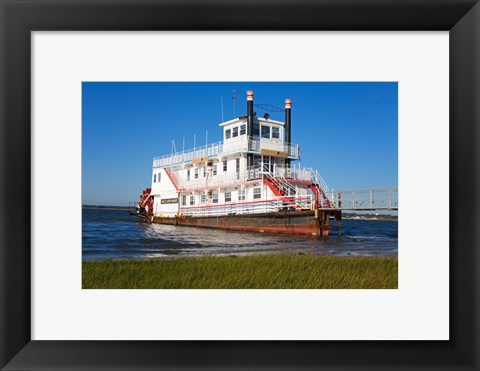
(139, 188, 154, 214)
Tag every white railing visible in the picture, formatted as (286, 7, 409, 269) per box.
(329, 189, 398, 210)
(178, 196, 313, 217)
(152, 137, 300, 168)
(171, 163, 324, 192)
(176, 165, 260, 191)
(153, 141, 224, 168)
(273, 164, 317, 183)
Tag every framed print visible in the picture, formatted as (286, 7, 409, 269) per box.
(1, 0, 479, 370)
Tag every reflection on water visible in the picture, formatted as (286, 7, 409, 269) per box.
(82, 209, 398, 261)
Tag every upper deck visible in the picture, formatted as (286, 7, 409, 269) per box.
(153, 90, 299, 168)
(153, 136, 300, 168)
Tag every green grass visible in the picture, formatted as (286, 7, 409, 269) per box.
(82, 254, 397, 289)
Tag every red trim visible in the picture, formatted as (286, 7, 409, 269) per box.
(179, 197, 311, 210)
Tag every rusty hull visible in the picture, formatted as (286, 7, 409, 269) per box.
(151, 210, 341, 236)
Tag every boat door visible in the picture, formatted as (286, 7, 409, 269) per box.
(263, 156, 273, 173)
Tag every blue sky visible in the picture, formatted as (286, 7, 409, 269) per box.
(82, 82, 397, 205)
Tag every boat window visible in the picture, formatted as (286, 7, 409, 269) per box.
(239, 189, 246, 201)
(212, 193, 218, 203)
(272, 127, 280, 139)
(153, 174, 157, 183)
(203, 167, 206, 177)
(213, 164, 217, 176)
(190, 196, 194, 205)
(200, 194, 206, 204)
(253, 187, 262, 199)
(225, 129, 231, 140)
(261, 125, 270, 139)
(223, 160, 227, 172)
(225, 192, 232, 202)
(232, 127, 238, 137)
(240, 124, 246, 135)
(182, 195, 187, 205)
(194, 168, 199, 179)
(157, 173, 161, 182)
(186, 170, 190, 181)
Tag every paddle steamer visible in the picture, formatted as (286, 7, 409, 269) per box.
(136, 91, 341, 236)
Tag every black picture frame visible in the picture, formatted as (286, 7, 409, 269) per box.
(1, 1, 479, 370)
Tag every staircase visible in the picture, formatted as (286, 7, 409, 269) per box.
(267, 165, 335, 210)
(164, 167, 183, 191)
(312, 170, 334, 209)
(263, 166, 303, 209)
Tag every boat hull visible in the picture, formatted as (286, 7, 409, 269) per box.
(149, 210, 341, 236)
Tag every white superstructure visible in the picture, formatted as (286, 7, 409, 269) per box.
(148, 91, 331, 218)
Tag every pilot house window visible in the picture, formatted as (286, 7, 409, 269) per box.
(261, 125, 270, 139)
(225, 129, 231, 140)
(272, 127, 280, 139)
(240, 124, 246, 135)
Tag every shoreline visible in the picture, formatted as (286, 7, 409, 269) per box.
(83, 207, 398, 221)
(82, 254, 398, 289)
(83, 206, 132, 211)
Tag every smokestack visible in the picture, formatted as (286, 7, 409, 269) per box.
(247, 90, 254, 167)
(285, 98, 292, 166)
(247, 90, 254, 137)
(285, 98, 292, 144)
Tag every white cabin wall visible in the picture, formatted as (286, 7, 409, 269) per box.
(257, 119, 286, 153)
(151, 168, 179, 216)
(222, 119, 249, 155)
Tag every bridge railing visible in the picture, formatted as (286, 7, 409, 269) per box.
(329, 189, 398, 211)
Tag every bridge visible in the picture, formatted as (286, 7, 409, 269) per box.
(321, 188, 398, 211)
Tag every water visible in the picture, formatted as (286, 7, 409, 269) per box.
(82, 209, 398, 261)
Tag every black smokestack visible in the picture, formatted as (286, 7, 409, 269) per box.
(285, 98, 292, 166)
(285, 98, 292, 144)
(247, 90, 254, 137)
(247, 90, 254, 167)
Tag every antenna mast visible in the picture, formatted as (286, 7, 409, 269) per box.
(221, 95, 224, 122)
(232, 89, 236, 118)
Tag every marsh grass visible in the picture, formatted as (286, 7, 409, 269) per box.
(82, 254, 397, 289)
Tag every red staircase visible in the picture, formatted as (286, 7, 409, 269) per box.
(264, 178, 285, 197)
(309, 184, 333, 209)
(263, 178, 298, 208)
